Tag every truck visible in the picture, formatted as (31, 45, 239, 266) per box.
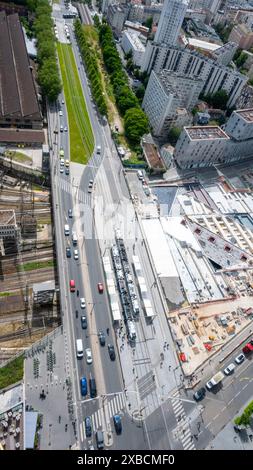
(206, 371, 224, 390)
(76, 339, 83, 359)
(242, 340, 253, 354)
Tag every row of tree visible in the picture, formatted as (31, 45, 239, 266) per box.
(96, 20, 149, 145)
(33, 0, 62, 102)
(74, 20, 107, 116)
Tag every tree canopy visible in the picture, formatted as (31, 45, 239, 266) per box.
(124, 108, 149, 144)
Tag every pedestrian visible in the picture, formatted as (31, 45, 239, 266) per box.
(168, 365, 171, 371)
(166, 343, 169, 349)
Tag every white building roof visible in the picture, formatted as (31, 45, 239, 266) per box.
(160, 216, 202, 252)
(187, 37, 220, 51)
(142, 218, 178, 278)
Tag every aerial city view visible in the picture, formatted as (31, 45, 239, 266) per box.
(1, 0, 253, 455)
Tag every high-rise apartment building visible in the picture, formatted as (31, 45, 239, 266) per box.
(142, 70, 203, 136)
(141, 43, 247, 107)
(154, 0, 189, 46)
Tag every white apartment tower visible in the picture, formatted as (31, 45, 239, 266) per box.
(154, 0, 188, 46)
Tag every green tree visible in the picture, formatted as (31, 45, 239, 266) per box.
(235, 51, 248, 68)
(124, 108, 149, 144)
(210, 89, 229, 110)
(144, 17, 153, 31)
(135, 85, 145, 101)
(168, 127, 181, 144)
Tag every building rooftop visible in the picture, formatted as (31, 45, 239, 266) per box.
(235, 108, 253, 122)
(0, 210, 16, 226)
(123, 31, 145, 52)
(157, 70, 203, 97)
(0, 11, 40, 121)
(187, 37, 220, 52)
(185, 126, 229, 140)
(214, 41, 237, 56)
(0, 129, 45, 144)
(142, 141, 165, 171)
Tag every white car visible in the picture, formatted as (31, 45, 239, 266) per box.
(59, 110, 63, 116)
(85, 348, 92, 364)
(60, 158, 64, 166)
(224, 363, 235, 375)
(64, 126, 68, 132)
(60, 166, 64, 173)
(80, 297, 86, 308)
(235, 353, 245, 365)
(74, 249, 79, 260)
(62, 99, 65, 105)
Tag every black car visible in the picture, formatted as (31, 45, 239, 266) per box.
(85, 416, 92, 438)
(66, 247, 71, 258)
(65, 167, 69, 175)
(108, 344, 116, 361)
(98, 331, 106, 346)
(81, 316, 87, 329)
(193, 387, 206, 402)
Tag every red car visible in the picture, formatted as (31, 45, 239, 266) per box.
(242, 340, 253, 354)
(97, 282, 104, 294)
(69, 279, 75, 292)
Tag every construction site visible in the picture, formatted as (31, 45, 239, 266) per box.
(0, 167, 59, 365)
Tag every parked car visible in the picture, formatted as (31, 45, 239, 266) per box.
(68, 208, 72, 218)
(97, 282, 104, 294)
(64, 126, 68, 132)
(113, 414, 122, 434)
(108, 344, 115, 361)
(80, 298, 86, 309)
(59, 110, 63, 116)
(85, 416, 92, 438)
(74, 249, 79, 260)
(193, 388, 206, 402)
(98, 331, 106, 346)
(81, 316, 87, 329)
(235, 353, 245, 364)
(224, 363, 235, 375)
(85, 348, 92, 364)
(65, 167, 69, 175)
(80, 377, 87, 396)
(66, 247, 71, 258)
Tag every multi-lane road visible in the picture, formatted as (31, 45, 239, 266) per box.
(48, 1, 253, 451)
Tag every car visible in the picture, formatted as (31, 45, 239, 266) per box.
(80, 298, 86, 309)
(235, 353, 245, 364)
(65, 159, 69, 167)
(81, 316, 87, 329)
(74, 249, 79, 260)
(98, 331, 105, 346)
(68, 209, 72, 218)
(65, 167, 69, 175)
(113, 414, 122, 434)
(88, 180, 93, 188)
(224, 363, 236, 375)
(59, 110, 63, 116)
(60, 125, 64, 132)
(205, 381, 214, 391)
(108, 344, 115, 361)
(242, 340, 253, 354)
(69, 279, 75, 292)
(97, 282, 104, 294)
(60, 158, 64, 166)
(62, 99, 65, 105)
(85, 348, 92, 364)
(60, 166, 64, 173)
(64, 126, 68, 132)
(115, 125, 119, 132)
(66, 247, 71, 258)
(193, 388, 206, 402)
(80, 377, 87, 396)
(85, 416, 92, 438)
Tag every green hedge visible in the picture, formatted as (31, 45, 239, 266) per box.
(0, 355, 24, 390)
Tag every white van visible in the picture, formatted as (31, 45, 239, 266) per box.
(72, 231, 77, 245)
(137, 170, 143, 180)
(76, 339, 83, 359)
(132, 299, 140, 315)
(127, 321, 136, 341)
(64, 224, 70, 236)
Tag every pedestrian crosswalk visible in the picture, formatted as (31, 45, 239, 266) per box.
(171, 391, 195, 451)
(80, 392, 126, 440)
